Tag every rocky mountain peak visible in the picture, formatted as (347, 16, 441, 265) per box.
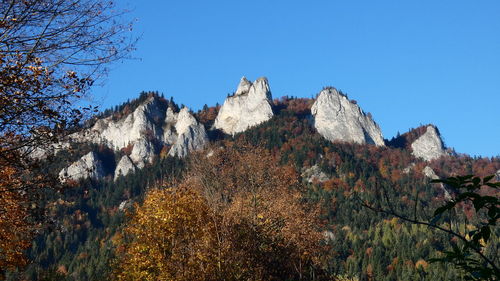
(175, 107, 198, 135)
(130, 137, 156, 169)
(165, 106, 178, 124)
(311, 88, 385, 146)
(213, 76, 274, 135)
(235, 76, 252, 96)
(168, 107, 208, 158)
(59, 152, 105, 182)
(57, 94, 209, 181)
(78, 94, 166, 150)
(114, 155, 136, 181)
(75, 96, 207, 159)
(411, 125, 447, 161)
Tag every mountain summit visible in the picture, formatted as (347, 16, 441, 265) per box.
(213, 77, 274, 135)
(311, 87, 385, 146)
(410, 125, 447, 161)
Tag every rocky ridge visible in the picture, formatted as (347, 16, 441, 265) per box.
(168, 107, 208, 158)
(56, 78, 462, 183)
(311, 88, 385, 146)
(410, 125, 447, 161)
(59, 152, 105, 182)
(59, 95, 207, 181)
(301, 165, 329, 184)
(214, 77, 274, 135)
(114, 155, 136, 181)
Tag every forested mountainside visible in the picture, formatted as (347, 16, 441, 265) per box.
(8, 77, 499, 281)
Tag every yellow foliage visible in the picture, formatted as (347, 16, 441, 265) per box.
(0, 155, 32, 276)
(114, 188, 218, 281)
(415, 259, 429, 270)
(114, 144, 329, 280)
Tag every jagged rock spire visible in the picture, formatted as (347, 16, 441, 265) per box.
(411, 125, 447, 161)
(311, 88, 384, 146)
(214, 76, 273, 135)
(235, 76, 252, 96)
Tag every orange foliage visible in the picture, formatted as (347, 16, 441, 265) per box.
(0, 155, 32, 277)
(323, 178, 349, 191)
(415, 259, 429, 270)
(121, 143, 134, 155)
(115, 143, 329, 280)
(197, 105, 220, 125)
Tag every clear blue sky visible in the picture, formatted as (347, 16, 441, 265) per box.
(95, 0, 500, 157)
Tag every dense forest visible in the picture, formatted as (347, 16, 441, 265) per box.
(4, 93, 499, 281)
(2, 1, 498, 280)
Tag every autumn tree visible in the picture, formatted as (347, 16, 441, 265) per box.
(115, 143, 330, 280)
(1, 0, 135, 155)
(0, 0, 135, 277)
(114, 188, 220, 281)
(0, 159, 31, 274)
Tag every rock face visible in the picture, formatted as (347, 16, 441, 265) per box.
(423, 166, 439, 180)
(495, 170, 500, 181)
(114, 155, 136, 180)
(59, 152, 105, 181)
(79, 96, 166, 150)
(57, 95, 208, 182)
(168, 107, 208, 158)
(301, 165, 329, 183)
(311, 88, 385, 146)
(74, 96, 207, 158)
(214, 77, 274, 135)
(129, 137, 156, 169)
(411, 125, 446, 161)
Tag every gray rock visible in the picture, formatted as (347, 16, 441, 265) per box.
(168, 107, 208, 158)
(165, 107, 178, 125)
(311, 88, 385, 146)
(114, 155, 136, 180)
(403, 163, 416, 174)
(301, 165, 329, 183)
(64, 96, 207, 164)
(129, 137, 156, 169)
(74, 95, 166, 150)
(423, 166, 439, 180)
(323, 230, 335, 241)
(495, 170, 500, 181)
(59, 152, 105, 182)
(411, 125, 447, 161)
(118, 200, 132, 211)
(213, 76, 274, 135)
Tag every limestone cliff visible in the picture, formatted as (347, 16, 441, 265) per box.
(114, 155, 136, 180)
(129, 137, 156, 169)
(57, 95, 208, 181)
(213, 77, 274, 135)
(311, 88, 384, 146)
(168, 107, 208, 158)
(59, 152, 105, 181)
(77, 95, 166, 150)
(411, 125, 447, 161)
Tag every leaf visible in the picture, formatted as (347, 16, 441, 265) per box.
(481, 226, 490, 242)
(485, 182, 500, 188)
(483, 175, 495, 183)
(430, 213, 442, 225)
(472, 177, 481, 186)
(487, 206, 497, 220)
(433, 201, 456, 217)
